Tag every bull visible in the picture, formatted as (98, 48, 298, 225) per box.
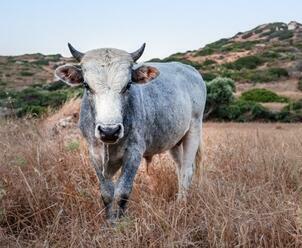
(55, 43, 206, 222)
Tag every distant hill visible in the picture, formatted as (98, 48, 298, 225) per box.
(150, 21, 302, 105)
(0, 53, 74, 90)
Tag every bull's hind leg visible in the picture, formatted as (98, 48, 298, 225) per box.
(169, 143, 183, 196)
(177, 122, 201, 200)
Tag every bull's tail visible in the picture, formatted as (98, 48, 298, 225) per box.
(195, 141, 203, 181)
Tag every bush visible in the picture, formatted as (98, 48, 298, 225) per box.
(31, 59, 49, 66)
(247, 68, 289, 83)
(148, 57, 202, 69)
(270, 30, 294, 41)
(298, 78, 302, 91)
(202, 59, 217, 66)
(0, 83, 82, 117)
(205, 77, 235, 118)
(225, 56, 264, 70)
(45, 54, 62, 62)
(283, 99, 302, 112)
(260, 51, 280, 59)
(215, 100, 274, 122)
(19, 71, 34, 77)
(195, 48, 215, 56)
(195, 39, 229, 56)
(43, 81, 67, 91)
(240, 89, 288, 103)
(202, 72, 217, 81)
(194, 40, 258, 57)
(242, 32, 253, 39)
(254, 28, 263, 34)
(16, 105, 47, 117)
(221, 41, 258, 52)
(268, 68, 288, 78)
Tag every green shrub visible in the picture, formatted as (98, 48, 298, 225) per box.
(215, 100, 274, 122)
(247, 68, 289, 83)
(148, 57, 202, 69)
(46, 54, 62, 62)
(16, 105, 47, 117)
(295, 43, 302, 51)
(254, 28, 263, 34)
(195, 39, 229, 56)
(19, 71, 34, 77)
(212, 98, 302, 122)
(202, 72, 217, 81)
(242, 32, 253, 39)
(283, 99, 302, 112)
(270, 30, 294, 40)
(225, 56, 264, 70)
(203, 59, 217, 66)
(240, 88, 288, 103)
(195, 40, 258, 56)
(260, 51, 280, 59)
(0, 83, 82, 117)
(268, 68, 288, 78)
(31, 59, 49, 66)
(205, 77, 236, 118)
(43, 81, 67, 91)
(195, 48, 215, 56)
(298, 78, 302, 91)
(221, 41, 258, 52)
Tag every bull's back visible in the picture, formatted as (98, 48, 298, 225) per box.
(135, 62, 206, 155)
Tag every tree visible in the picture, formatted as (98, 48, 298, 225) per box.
(204, 77, 235, 119)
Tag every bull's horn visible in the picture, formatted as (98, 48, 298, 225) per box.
(130, 43, 146, 62)
(68, 43, 84, 62)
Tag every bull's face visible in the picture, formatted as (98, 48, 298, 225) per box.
(55, 43, 159, 144)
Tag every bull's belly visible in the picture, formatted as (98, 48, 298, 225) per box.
(143, 116, 191, 156)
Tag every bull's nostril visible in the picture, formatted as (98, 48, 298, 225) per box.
(114, 125, 121, 135)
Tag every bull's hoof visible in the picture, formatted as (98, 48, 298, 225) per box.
(106, 211, 123, 226)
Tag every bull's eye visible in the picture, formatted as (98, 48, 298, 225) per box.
(121, 82, 131, 94)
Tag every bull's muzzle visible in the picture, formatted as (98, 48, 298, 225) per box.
(95, 123, 124, 144)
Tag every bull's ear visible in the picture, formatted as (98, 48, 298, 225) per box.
(132, 65, 160, 84)
(55, 65, 83, 86)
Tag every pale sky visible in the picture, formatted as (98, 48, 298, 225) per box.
(0, 0, 301, 60)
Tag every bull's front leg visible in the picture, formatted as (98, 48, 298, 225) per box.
(109, 150, 142, 222)
(88, 144, 115, 219)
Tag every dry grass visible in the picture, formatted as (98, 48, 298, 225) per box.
(0, 120, 302, 247)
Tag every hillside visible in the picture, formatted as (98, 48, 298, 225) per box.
(150, 21, 302, 103)
(0, 53, 74, 90)
(0, 21, 302, 121)
(0, 54, 80, 117)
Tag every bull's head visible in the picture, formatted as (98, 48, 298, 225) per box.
(55, 43, 159, 144)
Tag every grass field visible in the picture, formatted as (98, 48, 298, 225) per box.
(0, 120, 302, 247)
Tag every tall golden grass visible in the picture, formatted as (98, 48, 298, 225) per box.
(0, 119, 302, 247)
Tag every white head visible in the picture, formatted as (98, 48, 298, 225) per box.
(55, 43, 159, 144)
